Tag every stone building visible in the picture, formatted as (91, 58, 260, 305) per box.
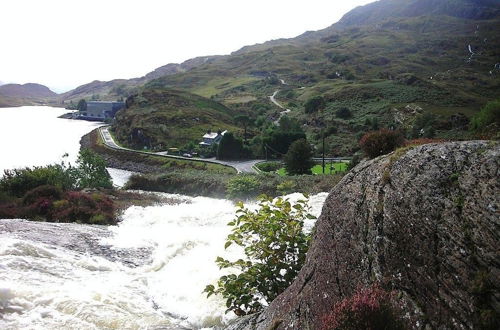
(76, 101, 125, 121)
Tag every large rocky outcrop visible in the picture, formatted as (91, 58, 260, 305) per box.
(229, 141, 499, 329)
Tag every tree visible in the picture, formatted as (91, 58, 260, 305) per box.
(74, 149, 112, 189)
(304, 95, 326, 114)
(262, 118, 306, 157)
(204, 195, 314, 315)
(77, 99, 87, 112)
(284, 139, 314, 175)
(235, 115, 252, 142)
(217, 132, 244, 160)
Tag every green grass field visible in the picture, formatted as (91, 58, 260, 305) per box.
(277, 162, 348, 176)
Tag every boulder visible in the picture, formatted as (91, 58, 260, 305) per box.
(228, 141, 499, 329)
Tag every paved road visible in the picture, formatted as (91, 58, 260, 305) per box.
(269, 90, 291, 126)
(98, 126, 263, 174)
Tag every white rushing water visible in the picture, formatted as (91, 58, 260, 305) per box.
(0, 192, 328, 329)
(0, 106, 330, 329)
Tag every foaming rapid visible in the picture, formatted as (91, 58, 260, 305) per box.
(0, 192, 328, 329)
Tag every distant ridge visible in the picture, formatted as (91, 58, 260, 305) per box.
(0, 83, 56, 98)
(336, 0, 500, 28)
(0, 83, 58, 107)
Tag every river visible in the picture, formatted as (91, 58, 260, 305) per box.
(0, 106, 328, 329)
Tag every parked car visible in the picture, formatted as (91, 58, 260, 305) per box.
(182, 153, 193, 158)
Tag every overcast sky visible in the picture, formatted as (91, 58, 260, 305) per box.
(0, 0, 375, 93)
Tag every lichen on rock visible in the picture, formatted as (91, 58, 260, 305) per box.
(227, 141, 499, 329)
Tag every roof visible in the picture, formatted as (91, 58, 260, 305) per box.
(202, 130, 227, 140)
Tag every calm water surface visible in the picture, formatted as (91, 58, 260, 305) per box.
(0, 106, 103, 173)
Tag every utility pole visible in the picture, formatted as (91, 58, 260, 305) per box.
(322, 131, 325, 174)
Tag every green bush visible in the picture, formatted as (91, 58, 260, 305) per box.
(0, 164, 76, 198)
(276, 180, 297, 195)
(336, 107, 352, 119)
(411, 113, 437, 138)
(204, 195, 314, 315)
(470, 99, 500, 132)
(74, 149, 112, 189)
(304, 95, 326, 114)
(256, 161, 282, 172)
(22, 185, 63, 206)
(0, 149, 112, 198)
(226, 175, 260, 199)
(359, 129, 405, 159)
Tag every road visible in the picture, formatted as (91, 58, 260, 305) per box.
(98, 126, 263, 174)
(269, 90, 291, 126)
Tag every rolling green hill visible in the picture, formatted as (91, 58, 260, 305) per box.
(139, 0, 500, 154)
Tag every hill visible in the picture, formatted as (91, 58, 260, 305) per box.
(5, 0, 499, 155)
(141, 0, 500, 155)
(336, 0, 500, 27)
(0, 83, 58, 107)
(112, 89, 241, 150)
(57, 56, 222, 105)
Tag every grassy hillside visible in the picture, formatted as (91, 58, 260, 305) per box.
(141, 10, 500, 155)
(112, 88, 242, 150)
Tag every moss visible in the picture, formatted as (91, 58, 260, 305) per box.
(454, 194, 464, 211)
(382, 169, 391, 185)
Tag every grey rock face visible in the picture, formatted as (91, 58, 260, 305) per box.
(228, 141, 499, 329)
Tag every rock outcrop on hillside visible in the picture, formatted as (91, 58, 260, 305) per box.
(229, 141, 499, 329)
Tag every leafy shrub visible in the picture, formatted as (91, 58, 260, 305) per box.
(1, 164, 75, 198)
(470, 99, 500, 132)
(304, 95, 326, 114)
(51, 191, 115, 225)
(359, 129, 405, 158)
(411, 113, 437, 138)
(0, 201, 20, 218)
(276, 180, 296, 195)
(321, 284, 407, 330)
(336, 107, 352, 119)
(14, 187, 115, 224)
(204, 196, 314, 315)
(22, 185, 63, 206)
(226, 175, 260, 199)
(325, 125, 338, 136)
(256, 161, 282, 172)
(0, 149, 112, 199)
(74, 149, 112, 189)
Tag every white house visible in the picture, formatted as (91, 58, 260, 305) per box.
(199, 130, 227, 147)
